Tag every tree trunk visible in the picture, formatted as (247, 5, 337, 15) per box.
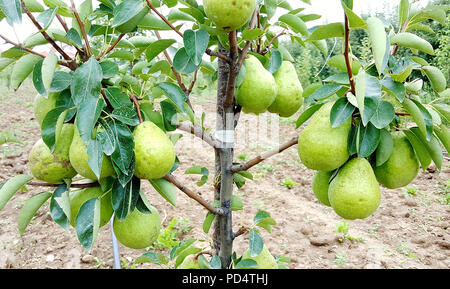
(213, 45, 235, 268)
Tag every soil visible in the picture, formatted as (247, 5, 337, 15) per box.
(0, 82, 449, 269)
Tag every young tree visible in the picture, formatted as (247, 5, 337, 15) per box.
(0, 0, 448, 269)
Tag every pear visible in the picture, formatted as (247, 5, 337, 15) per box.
(236, 55, 277, 115)
(374, 131, 419, 189)
(69, 186, 113, 228)
(298, 101, 351, 172)
(33, 93, 57, 127)
(133, 121, 175, 180)
(28, 124, 77, 184)
(204, 0, 256, 31)
(311, 171, 333, 206)
(268, 61, 304, 117)
(241, 245, 278, 269)
(178, 255, 201, 269)
(113, 206, 161, 249)
(328, 158, 381, 220)
(69, 127, 115, 180)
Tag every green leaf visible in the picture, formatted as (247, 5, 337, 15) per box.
(145, 39, 177, 62)
(409, 127, 442, 171)
(367, 17, 387, 75)
(266, 49, 282, 74)
(75, 96, 105, 144)
(86, 137, 104, 180)
(278, 14, 309, 36)
(175, 247, 202, 269)
(32, 58, 47, 96)
(149, 178, 177, 206)
(157, 82, 187, 113)
(296, 103, 324, 129)
(399, 0, 410, 28)
(249, 229, 264, 257)
(422, 66, 447, 93)
(170, 238, 197, 260)
(362, 97, 378, 126)
(100, 61, 119, 79)
(65, 28, 83, 47)
(136, 252, 169, 265)
(342, 2, 365, 28)
(242, 28, 264, 41)
(231, 195, 243, 211)
(307, 22, 345, 41)
(183, 29, 209, 66)
(0, 174, 33, 210)
(36, 7, 57, 29)
(202, 211, 215, 234)
(253, 210, 277, 233)
(43, 0, 73, 17)
(49, 183, 70, 229)
(403, 98, 433, 141)
(235, 259, 258, 269)
(49, 71, 72, 93)
(370, 101, 395, 129)
(108, 50, 135, 61)
(390, 32, 434, 55)
(185, 166, 209, 186)
(112, 0, 144, 27)
(306, 84, 342, 102)
(403, 129, 432, 171)
(209, 255, 221, 269)
(11, 54, 42, 90)
(330, 98, 355, 128)
(0, 0, 22, 25)
(354, 69, 366, 118)
(111, 106, 140, 126)
(173, 47, 199, 74)
(137, 14, 172, 30)
(75, 197, 101, 251)
(111, 177, 140, 221)
(358, 122, 380, 158)
(381, 77, 406, 103)
(41, 107, 67, 152)
(375, 129, 393, 166)
(70, 57, 103, 107)
(110, 121, 134, 174)
(103, 87, 131, 109)
(17, 192, 52, 236)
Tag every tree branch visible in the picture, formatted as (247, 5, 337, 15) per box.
(263, 29, 286, 54)
(231, 137, 298, 173)
(70, 0, 92, 57)
(233, 226, 250, 239)
(130, 94, 144, 123)
(236, 8, 259, 72)
(55, 14, 69, 32)
(176, 122, 222, 149)
(344, 15, 356, 95)
(144, 0, 183, 37)
(97, 33, 125, 60)
(163, 174, 223, 215)
(0, 34, 72, 69)
(206, 48, 232, 63)
(21, 0, 77, 70)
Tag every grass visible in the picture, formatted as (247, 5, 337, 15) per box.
(333, 253, 348, 268)
(397, 243, 416, 258)
(281, 177, 299, 189)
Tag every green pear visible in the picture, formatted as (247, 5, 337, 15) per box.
(69, 127, 115, 180)
(298, 101, 351, 172)
(374, 131, 419, 189)
(178, 255, 201, 269)
(311, 171, 333, 206)
(69, 186, 113, 228)
(241, 245, 278, 269)
(236, 55, 277, 115)
(113, 206, 161, 249)
(328, 158, 381, 220)
(33, 93, 57, 127)
(268, 61, 304, 117)
(133, 121, 175, 180)
(204, 0, 256, 31)
(28, 124, 77, 184)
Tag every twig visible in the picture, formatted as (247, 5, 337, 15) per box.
(236, 8, 259, 73)
(163, 174, 223, 215)
(21, 0, 77, 70)
(0, 34, 72, 69)
(263, 29, 286, 53)
(97, 33, 125, 60)
(392, 19, 409, 56)
(176, 122, 223, 149)
(194, 250, 215, 261)
(206, 48, 232, 63)
(27, 181, 99, 188)
(130, 94, 144, 123)
(188, 70, 198, 94)
(233, 226, 250, 239)
(70, 0, 92, 57)
(55, 14, 69, 32)
(145, 0, 183, 37)
(231, 137, 298, 173)
(344, 15, 356, 95)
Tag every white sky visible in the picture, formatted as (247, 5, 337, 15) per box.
(0, 0, 431, 53)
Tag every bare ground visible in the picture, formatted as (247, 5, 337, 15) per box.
(0, 82, 449, 269)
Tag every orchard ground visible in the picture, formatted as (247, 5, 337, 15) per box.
(0, 81, 449, 269)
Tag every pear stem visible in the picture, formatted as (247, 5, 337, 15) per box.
(97, 34, 125, 60)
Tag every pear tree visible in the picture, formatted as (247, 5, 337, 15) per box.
(0, 0, 448, 270)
